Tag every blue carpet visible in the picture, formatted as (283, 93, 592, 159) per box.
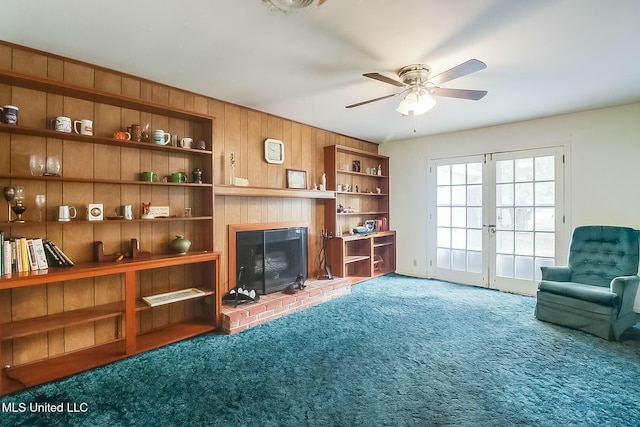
(1, 274, 640, 427)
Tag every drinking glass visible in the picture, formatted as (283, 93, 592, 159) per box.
(35, 194, 46, 222)
(46, 156, 61, 176)
(29, 154, 46, 176)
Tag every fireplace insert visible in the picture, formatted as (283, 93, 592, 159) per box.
(236, 227, 308, 295)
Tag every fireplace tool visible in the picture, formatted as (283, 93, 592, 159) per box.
(317, 229, 333, 280)
(223, 266, 260, 307)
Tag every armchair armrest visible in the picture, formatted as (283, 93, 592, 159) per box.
(540, 266, 572, 282)
(610, 276, 640, 313)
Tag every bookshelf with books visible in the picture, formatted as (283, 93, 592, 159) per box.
(0, 50, 220, 395)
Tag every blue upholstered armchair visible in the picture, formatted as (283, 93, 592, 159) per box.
(535, 225, 640, 340)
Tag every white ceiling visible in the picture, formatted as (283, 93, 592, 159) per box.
(1, 0, 639, 143)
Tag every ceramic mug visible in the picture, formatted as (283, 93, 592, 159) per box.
(113, 131, 131, 141)
(74, 119, 93, 136)
(153, 130, 171, 145)
(180, 137, 192, 148)
(141, 171, 158, 182)
(170, 172, 187, 183)
(58, 205, 77, 222)
(130, 124, 142, 142)
(3, 105, 18, 125)
(55, 116, 72, 133)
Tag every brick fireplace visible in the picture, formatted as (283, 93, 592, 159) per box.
(223, 221, 351, 333)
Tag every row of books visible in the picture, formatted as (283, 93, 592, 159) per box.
(0, 232, 75, 275)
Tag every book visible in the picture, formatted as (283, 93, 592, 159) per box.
(3, 240, 11, 275)
(43, 241, 64, 267)
(20, 238, 30, 272)
(48, 241, 74, 266)
(0, 231, 3, 275)
(32, 238, 49, 270)
(26, 239, 39, 271)
(14, 239, 22, 272)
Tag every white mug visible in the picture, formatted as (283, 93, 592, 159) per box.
(153, 130, 171, 145)
(58, 205, 77, 222)
(180, 137, 193, 148)
(55, 116, 72, 133)
(74, 119, 93, 136)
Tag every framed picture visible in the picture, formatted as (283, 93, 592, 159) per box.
(286, 169, 307, 189)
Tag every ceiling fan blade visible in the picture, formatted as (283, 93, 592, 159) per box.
(346, 93, 400, 109)
(432, 87, 488, 101)
(428, 59, 487, 86)
(363, 72, 405, 88)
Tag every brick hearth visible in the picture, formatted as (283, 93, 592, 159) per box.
(221, 278, 351, 334)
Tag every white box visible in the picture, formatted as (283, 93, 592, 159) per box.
(148, 206, 170, 217)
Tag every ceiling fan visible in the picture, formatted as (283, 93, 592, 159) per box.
(346, 59, 488, 116)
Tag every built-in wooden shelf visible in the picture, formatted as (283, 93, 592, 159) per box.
(5, 340, 127, 388)
(337, 211, 389, 216)
(344, 255, 371, 264)
(0, 251, 218, 289)
(0, 69, 215, 122)
(0, 123, 213, 155)
(215, 184, 335, 199)
(0, 173, 213, 187)
(0, 216, 213, 227)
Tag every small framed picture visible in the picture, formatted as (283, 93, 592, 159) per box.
(286, 169, 307, 189)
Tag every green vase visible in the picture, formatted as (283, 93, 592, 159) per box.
(169, 235, 191, 254)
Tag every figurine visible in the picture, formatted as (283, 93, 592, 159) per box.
(141, 202, 154, 219)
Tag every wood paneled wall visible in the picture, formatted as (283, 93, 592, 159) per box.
(0, 42, 378, 364)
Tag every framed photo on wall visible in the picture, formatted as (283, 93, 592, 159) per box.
(286, 169, 307, 189)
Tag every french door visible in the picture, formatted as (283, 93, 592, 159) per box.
(428, 147, 564, 295)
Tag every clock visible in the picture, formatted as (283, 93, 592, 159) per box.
(264, 138, 285, 164)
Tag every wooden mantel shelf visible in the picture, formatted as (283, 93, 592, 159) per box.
(215, 184, 335, 199)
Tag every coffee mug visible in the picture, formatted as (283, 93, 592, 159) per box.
(113, 131, 131, 141)
(141, 171, 158, 182)
(55, 116, 72, 133)
(170, 172, 187, 183)
(3, 105, 18, 125)
(180, 137, 192, 149)
(58, 205, 77, 222)
(153, 130, 171, 145)
(130, 124, 142, 142)
(194, 140, 206, 150)
(74, 119, 93, 136)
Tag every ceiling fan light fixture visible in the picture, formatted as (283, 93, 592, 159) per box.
(263, 0, 326, 13)
(396, 92, 436, 116)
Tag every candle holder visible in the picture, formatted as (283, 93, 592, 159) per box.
(11, 186, 26, 223)
(3, 187, 15, 222)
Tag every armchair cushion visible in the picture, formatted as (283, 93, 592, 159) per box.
(538, 281, 620, 307)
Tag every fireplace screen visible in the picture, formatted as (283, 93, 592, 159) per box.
(236, 227, 308, 294)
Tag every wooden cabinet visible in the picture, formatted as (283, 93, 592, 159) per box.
(323, 145, 395, 280)
(0, 69, 220, 395)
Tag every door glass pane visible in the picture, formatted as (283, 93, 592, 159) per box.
(437, 165, 451, 185)
(496, 155, 556, 280)
(515, 158, 533, 182)
(535, 156, 554, 181)
(496, 160, 513, 183)
(436, 160, 482, 274)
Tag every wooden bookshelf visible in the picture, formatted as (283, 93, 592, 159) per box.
(0, 66, 220, 396)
